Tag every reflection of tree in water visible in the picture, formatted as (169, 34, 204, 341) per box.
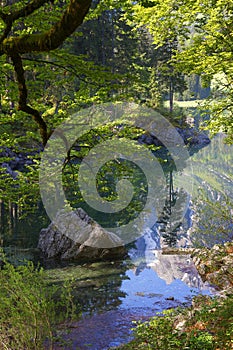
(69, 261, 128, 315)
(157, 171, 187, 247)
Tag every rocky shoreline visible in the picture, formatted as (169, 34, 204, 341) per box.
(0, 127, 210, 178)
(115, 243, 233, 349)
(191, 242, 233, 295)
(162, 242, 233, 295)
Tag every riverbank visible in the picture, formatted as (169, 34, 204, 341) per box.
(116, 242, 233, 349)
(47, 242, 232, 350)
(191, 242, 233, 294)
(1, 242, 232, 349)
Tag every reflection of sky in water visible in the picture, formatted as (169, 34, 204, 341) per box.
(119, 268, 212, 310)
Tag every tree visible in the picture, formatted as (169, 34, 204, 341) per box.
(133, 0, 233, 143)
(0, 0, 158, 211)
(0, 0, 92, 146)
(0, 0, 194, 214)
(0, 0, 155, 149)
(148, 39, 186, 113)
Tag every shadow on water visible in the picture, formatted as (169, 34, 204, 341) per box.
(0, 201, 49, 249)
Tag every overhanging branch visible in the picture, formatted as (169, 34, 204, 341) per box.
(11, 53, 48, 146)
(0, 0, 50, 43)
(0, 0, 92, 146)
(0, 0, 92, 55)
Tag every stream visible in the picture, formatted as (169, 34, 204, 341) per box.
(1, 133, 233, 349)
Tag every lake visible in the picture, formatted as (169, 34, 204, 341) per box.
(1, 132, 232, 349)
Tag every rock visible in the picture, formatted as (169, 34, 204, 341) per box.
(225, 242, 233, 254)
(137, 127, 210, 154)
(176, 127, 210, 155)
(198, 263, 209, 276)
(37, 208, 127, 262)
(175, 319, 186, 331)
(1, 127, 210, 181)
(191, 242, 233, 294)
(0, 146, 40, 177)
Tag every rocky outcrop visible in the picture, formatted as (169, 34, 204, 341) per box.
(37, 208, 127, 262)
(191, 242, 233, 294)
(161, 243, 233, 294)
(0, 147, 41, 178)
(176, 127, 210, 155)
(138, 127, 210, 156)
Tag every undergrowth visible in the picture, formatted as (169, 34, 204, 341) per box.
(0, 253, 76, 350)
(117, 294, 233, 350)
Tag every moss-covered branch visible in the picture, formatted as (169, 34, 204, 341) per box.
(0, 0, 50, 42)
(0, 0, 92, 55)
(0, 0, 92, 145)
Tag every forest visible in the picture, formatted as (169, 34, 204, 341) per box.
(0, 0, 233, 349)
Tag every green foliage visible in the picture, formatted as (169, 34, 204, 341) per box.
(190, 192, 233, 247)
(62, 123, 153, 228)
(133, 0, 233, 142)
(0, 254, 76, 350)
(0, 160, 40, 214)
(118, 294, 233, 350)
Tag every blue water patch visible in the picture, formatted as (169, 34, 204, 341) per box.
(119, 267, 212, 310)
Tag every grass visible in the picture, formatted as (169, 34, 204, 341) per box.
(0, 254, 76, 350)
(164, 100, 203, 108)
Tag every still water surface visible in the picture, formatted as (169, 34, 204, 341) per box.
(1, 133, 232, 349)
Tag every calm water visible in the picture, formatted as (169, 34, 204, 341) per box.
(1, 133, 232, 349)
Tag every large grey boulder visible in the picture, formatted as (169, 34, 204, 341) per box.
(37, 208, 127, 261)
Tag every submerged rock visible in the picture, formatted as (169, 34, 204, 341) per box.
(37, 208, 127, 262)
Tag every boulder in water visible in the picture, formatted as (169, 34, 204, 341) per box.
(37, 208, 127, 262)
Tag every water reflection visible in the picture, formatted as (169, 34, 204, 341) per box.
(45, 261, 129, 315)
(47, 256, 214, 350)
(43, 250, 214, 319)
(120, 267, 211, 311)
(1, 133, 231, 349)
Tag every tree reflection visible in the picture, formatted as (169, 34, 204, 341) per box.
(157, 171, 187, 247)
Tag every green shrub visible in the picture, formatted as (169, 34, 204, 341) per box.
(118, 295, 233, 350)
(0, 257, 75, 350)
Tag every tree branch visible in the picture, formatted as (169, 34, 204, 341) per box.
(10, 0, 49, 23)
(1, 0, 92, 146)
(0, 0, 50, 43)
(0, 0, 92, 55)
(22, 57, 104, 86)
(11, 53, 48, 146)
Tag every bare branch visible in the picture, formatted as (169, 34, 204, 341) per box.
(11, 53, 48, 146)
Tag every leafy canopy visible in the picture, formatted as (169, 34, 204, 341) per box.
(133, 0, 233, 143)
